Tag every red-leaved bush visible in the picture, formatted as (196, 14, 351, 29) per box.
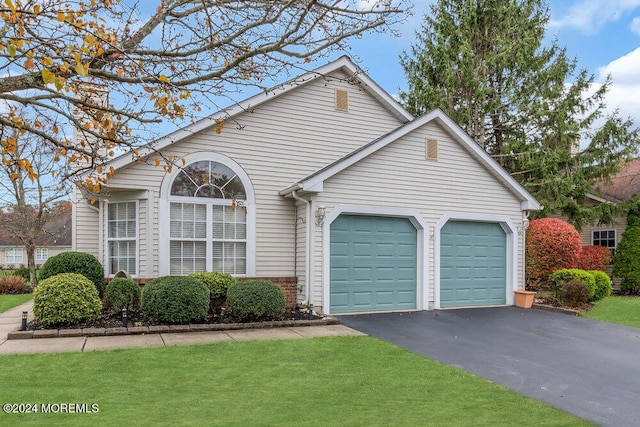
(525, 218, 582, 288)
(578, 245, 612, 271)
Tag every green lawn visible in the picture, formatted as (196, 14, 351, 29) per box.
(0, 294, 32, 314)
(582, 296, 640, 328)
(0, 336, 590, 426)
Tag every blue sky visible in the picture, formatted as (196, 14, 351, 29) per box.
(131, 1, 640, 143)
(339, 0, 640, 131)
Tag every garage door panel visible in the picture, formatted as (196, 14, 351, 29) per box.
(440, 221, 507, 308)
(330, 215, 417, 313)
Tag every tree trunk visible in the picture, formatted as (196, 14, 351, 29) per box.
(25, 241, 38, 286)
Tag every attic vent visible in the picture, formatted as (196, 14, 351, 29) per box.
(426, 138, 438, 160)
(335, 89, 349, 111)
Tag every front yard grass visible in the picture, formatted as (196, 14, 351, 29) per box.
(0, 336, 590, 426)
(582, 296, 640, 328)
(0, 294, 32, 314)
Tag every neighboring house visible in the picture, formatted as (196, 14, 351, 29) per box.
(578, 158, 640, 252)
(73, 56, 541, 314)
(0, 202, 72, 269)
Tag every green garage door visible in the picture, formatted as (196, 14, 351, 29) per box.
(330, 215, 417, 313)
(440, 221, 507, 308)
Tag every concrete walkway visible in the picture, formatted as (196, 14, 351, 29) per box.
(0, 300, 364, 354)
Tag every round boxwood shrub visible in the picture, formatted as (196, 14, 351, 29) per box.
(104, 278, 140, 314)
(141, 276, 210, 324)
(526, 218, 582, 289)
(588, 270, 612, 302)
(548, 269, 596, 304)
(39, 251, 106, 297)
(226, 279, 285, 321)
(190, 272, 236, 300)
(561, 279, 591, 308)
(33, 273, 102, 326)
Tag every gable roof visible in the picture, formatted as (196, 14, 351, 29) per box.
(0, 201, 72, 247)
(100, 56, 414, 175)
(591, 158, 640, 203)
(280, 108, 541, 212)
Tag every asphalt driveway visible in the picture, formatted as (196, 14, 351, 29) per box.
(338, 307, 640, 427)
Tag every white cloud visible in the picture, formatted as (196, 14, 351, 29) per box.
(549, 0, 640, 34)
(631, 16, 640, 34)
(596, 48, 640, 124)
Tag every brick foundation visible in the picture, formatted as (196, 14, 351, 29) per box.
(108, 276, 299, 309)
(238, 277, 298, 309)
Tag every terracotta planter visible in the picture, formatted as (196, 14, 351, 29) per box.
(513, 290, 536, 308)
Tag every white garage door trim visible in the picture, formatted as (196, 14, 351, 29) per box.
(322, 205, 428, 315)
(434, 213, 518, 309)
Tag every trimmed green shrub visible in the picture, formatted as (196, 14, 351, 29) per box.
(227, 279, 285, 321)
(620, 271, 640, 295)
(0, 275, 30, 294)
(141, 276, 210, 324)
(561, 279, 591, 308)
(548, 269, 596, 303)
(33, 273, 102, 326)
(104, 278, 140, 314)
(612, 225, 640, 295)
(588, 270, 612, 302)
(190, 272, 236, 300)
(13, 267, 31, 281)
(526, 218, 582, 289)
(39, 251, 106, 297)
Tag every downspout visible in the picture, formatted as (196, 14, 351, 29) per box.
(291, 190, 311, 305)
(522, 210, 531, 291)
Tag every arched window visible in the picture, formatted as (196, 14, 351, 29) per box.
(170, 161, 246, 200)
(168, 160, 249, 275)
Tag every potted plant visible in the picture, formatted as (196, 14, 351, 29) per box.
(513, 289, 536, 308)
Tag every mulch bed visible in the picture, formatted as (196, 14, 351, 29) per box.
(531, 296, 593, 315)
(8, 306, 338, 340)
(24, 306, 324, 332)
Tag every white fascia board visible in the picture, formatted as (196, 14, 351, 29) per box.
(431, 111, 542, 212)
(585, 192, 612, 204)
(297, 109, 541, 212)
(279, 184, 301, 197)
(300, 113, 434, 191)
(88, 56, 412, 179)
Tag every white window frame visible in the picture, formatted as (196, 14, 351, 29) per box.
(169, 200, 247, 275)
(106, 200, 138, 276)
(159, 152, 256, 277)
(592, 229, 616, 249)
(5, 247, 23, 264)
(35, 248, 49, 261)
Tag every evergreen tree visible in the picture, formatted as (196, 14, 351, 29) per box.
(400, 0, 639, 228)
(612, 206, 640, 295)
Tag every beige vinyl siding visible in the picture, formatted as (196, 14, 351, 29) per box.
(72, 187, 100, 258)
(36, 247, 71, 265)
(555, 197, 625, 249)
(0, 246, 71, 269)
(85, 71, 405, 278)
(578, 217, 626, 248)
(310, 121, 526, 310)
